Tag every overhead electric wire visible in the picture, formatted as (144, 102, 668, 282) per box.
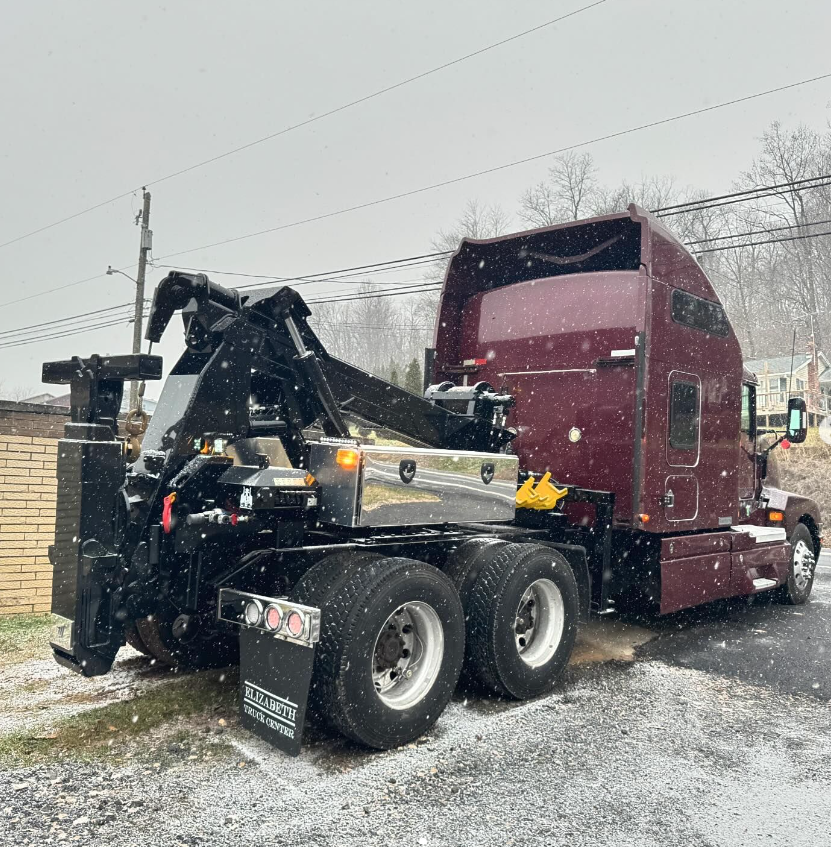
(151, 71, 831, 263)
(8, 70, 831, 312)
(653, 173, 831, 215)
(0, 1, 607, 253)
(685, 217, 831, 247)
(308, 284, 443, 305)
(0, 271, 121, 309)
(0, 301, 135, 339)
(0, 308, 137, 346)
(656, 178, 831, 218)
(9, 223, 831, 351)
(691, 227, 831, 255)
(0, 313, 146, 351)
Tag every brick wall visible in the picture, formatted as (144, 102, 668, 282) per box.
(0, 400, 67, 616)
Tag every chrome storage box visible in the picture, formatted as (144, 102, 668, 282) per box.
(308, 443, 518, 528)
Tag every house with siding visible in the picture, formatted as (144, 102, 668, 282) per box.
(745, 349, 831, 428)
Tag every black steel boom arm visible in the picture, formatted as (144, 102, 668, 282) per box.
(139, 272, 513, 453)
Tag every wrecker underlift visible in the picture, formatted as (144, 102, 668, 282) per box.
(44, 206, 819, 754)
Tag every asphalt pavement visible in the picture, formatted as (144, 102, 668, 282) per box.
(637, 552, 831, 701)
(2, 564, 830, 847)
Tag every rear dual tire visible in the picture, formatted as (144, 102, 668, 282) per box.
(294, 555, 465, 749)
(446, 540, 579, 699)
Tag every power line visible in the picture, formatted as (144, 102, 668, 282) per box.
(152, 252, 451, 287)
(0, 313, 146, 351)
(0, 301, 134, 339)
(153, 71, 831, 263)
(308, 284, 442, 305)
(656, 178, 831, 219)
(691, 227, 831, 255)
(25, 165, 831, 312)
(0, 2, 607, 253)
(8, 224, 831, 351)
(685, 217, 831, 247)
(10, 71, 831, 312)
(0, 308, 137, 347)
(0, 271, 119, 309)
(311, 321, 432, 333)
(653, 173, 831, 215)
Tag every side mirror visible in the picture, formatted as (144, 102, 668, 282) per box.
(786, 396, 808, 444)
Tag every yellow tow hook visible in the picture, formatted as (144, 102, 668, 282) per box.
(515, 472, 569, 511)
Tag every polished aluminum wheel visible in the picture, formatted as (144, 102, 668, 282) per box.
(514, 578, 565, 668)
(792, 539, 815, 592)
(371, 602, 444, 710)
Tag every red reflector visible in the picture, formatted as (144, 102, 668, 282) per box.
(285, 610, 304, 638)
(162, 493, 176, 534)
(474, 358, 487, 366)
(230, 513, 239, 526)
(264, 605, 282, 631)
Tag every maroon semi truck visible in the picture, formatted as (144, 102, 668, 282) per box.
(45, 204, 820, 754)
(433, 203, 821, 614)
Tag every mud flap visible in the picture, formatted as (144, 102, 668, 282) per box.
(238, 627, 314, 756)
(219, 589, 320, 756)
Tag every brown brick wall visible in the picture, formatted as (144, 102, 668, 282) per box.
(0, 401, 67, 615)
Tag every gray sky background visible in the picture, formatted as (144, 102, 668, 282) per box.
(1, 0, 830, 397)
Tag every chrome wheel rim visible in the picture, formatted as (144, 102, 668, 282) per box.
(371, 602, 444, 710)
(792, 539, 815, 592)
(514, 578, 565, 668)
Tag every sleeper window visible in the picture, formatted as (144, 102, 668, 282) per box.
(741, 383, 756, 437)
(670, 380, 700, 450)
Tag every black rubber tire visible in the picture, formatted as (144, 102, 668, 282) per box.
(135, 607, 239, 669)
(775, 522, 817, 605)
(301, 556, 465, 749)
(466, 543, 579, 699)
(292, 549, 382, 608)
(443, 538, 512, 610)
(124, 622, 151, 656)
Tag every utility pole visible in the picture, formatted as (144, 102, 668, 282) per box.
(130, 189, 152, 409)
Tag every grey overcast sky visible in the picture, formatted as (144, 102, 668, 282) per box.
(1, 0, 830, 396)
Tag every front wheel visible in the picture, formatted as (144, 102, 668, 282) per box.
(302, 556, 465, 749)
(775, 523, 817, 605)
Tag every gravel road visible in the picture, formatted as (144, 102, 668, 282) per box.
(2, 566, 830, 847)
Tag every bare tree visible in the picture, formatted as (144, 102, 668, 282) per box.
(519, 151, 598, 227)
(590, 174, 680, 216)
(0, 382, 37, 402)
(431, 199, 512, 254)
(739, 122, 831, 348)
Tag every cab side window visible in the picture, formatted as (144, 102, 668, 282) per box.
(669, 380, 700, 450)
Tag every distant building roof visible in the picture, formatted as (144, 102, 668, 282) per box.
(20, 392, 60, 405)
(744, 354, 812, 376)
(21, 392, 156, 413)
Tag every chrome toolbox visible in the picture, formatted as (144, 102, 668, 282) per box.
(308, 442, 518, 528)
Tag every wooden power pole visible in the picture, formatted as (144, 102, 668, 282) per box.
(130, 189, 152, 409)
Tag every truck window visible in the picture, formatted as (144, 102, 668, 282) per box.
(741, 383, 756, 437)
(671, 289, 729, 337)
(669, 380, 700, 450)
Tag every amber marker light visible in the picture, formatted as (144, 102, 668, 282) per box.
(638, 513, 650, 524)
(336, 448, 360, 470)
(769, 510, 784, 522)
